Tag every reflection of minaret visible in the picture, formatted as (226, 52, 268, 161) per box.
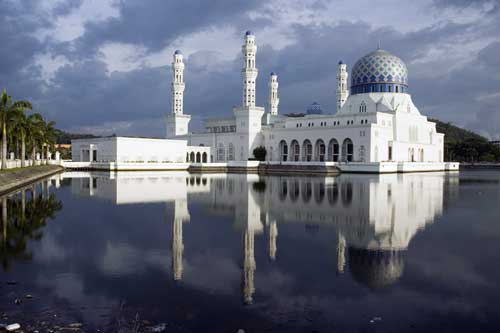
(243, 229, 256, 304)
(337, 232, 346, 274)
(268, 221, 278, 260)
(238, 175, 263, 305)
(171, 198, 190, 281)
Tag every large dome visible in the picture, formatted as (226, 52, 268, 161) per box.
(351, 49, 408, 95)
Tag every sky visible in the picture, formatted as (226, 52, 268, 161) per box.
(1, 0, 499, 139)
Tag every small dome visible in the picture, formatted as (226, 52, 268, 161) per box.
(270, 72, 276, 76)
(245, 30, 253, 36)
(306, 102, 323, 115)
(338, 60, 343, 65)
(351, 49, 408, 95)
(174, 50, 182, 55)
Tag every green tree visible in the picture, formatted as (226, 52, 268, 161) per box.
(26, 113, 45, 165)
(253, 146, 267, 161)
(43, 121, 57, 164)
(0, 90, 32, 169)
(10, 110, 28, 167)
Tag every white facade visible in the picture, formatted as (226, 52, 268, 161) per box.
(171, 32, 445, 166)
(72, 136, 198, 163)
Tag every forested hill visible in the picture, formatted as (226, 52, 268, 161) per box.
(55, 129, 98, 144)
(430, 118, 500, 162)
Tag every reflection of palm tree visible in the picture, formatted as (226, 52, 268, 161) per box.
(0, 188, 62, 271)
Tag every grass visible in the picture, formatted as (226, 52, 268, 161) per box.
(0, 164, 52, 174)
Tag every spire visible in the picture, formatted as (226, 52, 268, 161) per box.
(241, 31, 258, 107)
(268, 72, 279, 116)
(336, 60, 349, 113)
(377, 40, 381, 50)
(171, 50, 185, 115)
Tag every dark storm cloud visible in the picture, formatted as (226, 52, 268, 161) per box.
(0, 0, 499, 138)
(74, 0, 268, 57)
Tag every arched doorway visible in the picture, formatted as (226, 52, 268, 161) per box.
(341, 138, 354, 162)
(202, 152, 207, 163)
(279, 140, 288, 161)
(189, 152, 195, 162)
(315, 139, 326, 161)
(302, 139, 312, 161)
(196, 152, 201, 163)
(291, 140, 300, 161)
(217, 143, 225, 161)
(328, 139, 340, 161)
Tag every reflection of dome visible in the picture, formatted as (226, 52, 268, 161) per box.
(351, 49, 408, 95)
(348, 247, 405, 289)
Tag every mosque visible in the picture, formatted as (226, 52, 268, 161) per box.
(71, 30, 459, 173)
(168, 31, 446, 166)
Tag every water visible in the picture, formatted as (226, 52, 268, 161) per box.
(1, 170, 500, 332)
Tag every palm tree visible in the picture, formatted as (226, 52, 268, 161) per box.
(43, 121, 57, 165)
(26, 114, 44, 166)
(10, 111, 28, 167)
(0, 90, 32, 169)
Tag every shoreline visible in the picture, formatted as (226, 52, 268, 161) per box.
(0, 165, 64, 196)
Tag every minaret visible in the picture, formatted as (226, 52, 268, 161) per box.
(242, 31, 258, 107)
(233, 31, 265, 160)
(172, 50, 185, 115)
(165, 50, 191, 138)
(336, 60, 349, 113)
(268, 72, 279, 116)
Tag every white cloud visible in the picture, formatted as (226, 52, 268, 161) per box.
(36, 0, 120, 42)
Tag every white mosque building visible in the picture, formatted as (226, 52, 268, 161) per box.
(71, 30, 458, 173)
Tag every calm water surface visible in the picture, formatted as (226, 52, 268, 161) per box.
(1, 170, 500, 332)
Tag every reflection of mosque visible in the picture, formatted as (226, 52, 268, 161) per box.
(66, 171, 447, 301)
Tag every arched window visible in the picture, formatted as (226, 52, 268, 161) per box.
(189, 152, 195, 162)
(359, 102, 366, 113)
(279, 140, 288, 161)
(341, 138, 354, 162)
(328, 139, 340, 161)
(228, 143, 234, 161)
(202, 152, 207, 163)
(315, 139, 326, 161)
(217, 143, 225, 161)
(302, 139, 312, 161)
(196, 152, 201, 163)
(291, 140, 300, 161)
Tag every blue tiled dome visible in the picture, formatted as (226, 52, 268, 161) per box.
(270, 72, 276, 76)
(351, 49, 408, 95)
(245, 30, 253, 36)
(174, 50, 182, 55)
